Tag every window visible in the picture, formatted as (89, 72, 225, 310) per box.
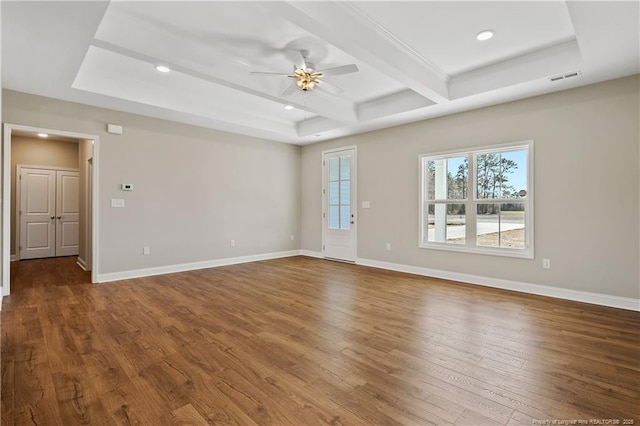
(420, 141, 533, 258)
(327, 155, 351, 230)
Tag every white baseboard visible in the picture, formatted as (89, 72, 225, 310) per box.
(77, 257, 87, 271)
(10, 255, 17, 262)
(356, 257, 640, 312)
(96, 250, 301, 283)
(93, 248, 639, 312)
(299, 250, 323, 258)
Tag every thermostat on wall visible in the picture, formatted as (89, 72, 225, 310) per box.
(121, 184, 133, 191)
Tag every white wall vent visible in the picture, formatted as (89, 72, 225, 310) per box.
(549, 71, 582, 82)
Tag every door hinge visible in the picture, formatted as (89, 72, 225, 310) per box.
(322, 245, 325, 251)
(322, 212, 325, 219)
(322, 188, 325, 194)
(322, 160, 325, 166)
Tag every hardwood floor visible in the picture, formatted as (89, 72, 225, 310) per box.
(2, 256, 639, 425)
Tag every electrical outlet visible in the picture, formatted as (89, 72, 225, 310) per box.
(143, 246, 150, 255)
(230, 239, 235, 247)
(542, 258, 551, 269)
(385, 243, 391, 250)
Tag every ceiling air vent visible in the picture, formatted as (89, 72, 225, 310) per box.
(549, 71, 582, 82)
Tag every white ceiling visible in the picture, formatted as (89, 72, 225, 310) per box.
(2, 1, 638, 145)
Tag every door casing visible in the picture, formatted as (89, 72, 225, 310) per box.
(321, 146, 357, 262)
(3, 123, 100, 295)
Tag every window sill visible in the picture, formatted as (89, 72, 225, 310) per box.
(419, 242, 533, 259)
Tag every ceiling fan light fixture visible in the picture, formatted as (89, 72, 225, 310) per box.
(296, 77, 317, 91)
(476, 30, 494, 41)
(283, 105, 294, 110)
(155, 65, 171, 73)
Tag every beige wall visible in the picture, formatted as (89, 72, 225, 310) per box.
(10, 136, 79, 256)
(301, 75, 640, 299)
(2, 76, 638, 301)
(3, 90, 301, 276)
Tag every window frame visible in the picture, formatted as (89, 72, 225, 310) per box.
(419, 141, 534, 259)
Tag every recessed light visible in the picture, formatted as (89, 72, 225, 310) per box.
(155, 65, 171, 73)
(476, 30, 494, 41)
(37, 133, 49, 138)
(284, 105, 294, 110)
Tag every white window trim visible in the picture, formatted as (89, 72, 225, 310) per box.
(419, 140, 534, 259)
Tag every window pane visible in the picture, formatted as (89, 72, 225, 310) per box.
(500, 150, 527, 199)
(339, 181, 350, 205)
(427, 157, 467, 200)
(477, 204, 525, 248)
(447, 156, 468, 200)
(477, 204, 500, 246)
(426, 160, 436, 200)
(329, 206, 339, 229)
(476, 153, 501, 199)
(340, 205, 351, 230)
(329, 157, 339, 181)
(339, 156, 350, 180)
(476, 150, 527, 199)
(427, 203, 465, 244)
(329, 182, 339, 205)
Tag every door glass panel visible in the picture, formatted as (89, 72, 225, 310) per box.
(329, 206, 339, 229)
(340, 156, 351, 180)
(339, 181, 350, 204)
(329, 157, 339, 181)
(327, 153, 352, 231)
(329, 182, 339, 205)
(340, 206, 351, 230)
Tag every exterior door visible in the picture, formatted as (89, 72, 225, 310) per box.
(56, 170, 80, 256)
(19, 168, 79, 259)
(322, 148, 357, 262)
(19, 168, 56, 259)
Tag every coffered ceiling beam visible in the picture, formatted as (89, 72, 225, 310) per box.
(268, 1, 450, 104)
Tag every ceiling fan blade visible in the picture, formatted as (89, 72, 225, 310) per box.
(250, 71, 289, 76)
(318, 64, 359, 76)
(300, 50, 310, 69)
(316, 79, 343, 95)
(282, 83, 298, 96)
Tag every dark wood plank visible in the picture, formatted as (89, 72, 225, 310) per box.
(2, 256, 639, 425)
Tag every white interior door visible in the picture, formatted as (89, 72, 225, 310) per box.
(55, 170, 80, 257)
(19, 168, 56, 259)
(322, 148, 357, 262)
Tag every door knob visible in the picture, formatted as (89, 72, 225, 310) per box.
(350, 221, 355, 224)
(57, 216, 61, 219)
(50, 216, 55, 220)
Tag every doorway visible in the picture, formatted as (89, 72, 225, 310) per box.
(322, 147, 357, 262)
(2, 124, 100, 295)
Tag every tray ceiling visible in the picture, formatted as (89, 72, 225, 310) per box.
(2, 1, 638, 144)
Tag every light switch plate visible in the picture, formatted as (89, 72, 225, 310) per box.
(111, 198, 125, 208)
(362, 201, 370, 208)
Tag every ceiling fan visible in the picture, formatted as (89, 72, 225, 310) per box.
(250, 49, 359, 96)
